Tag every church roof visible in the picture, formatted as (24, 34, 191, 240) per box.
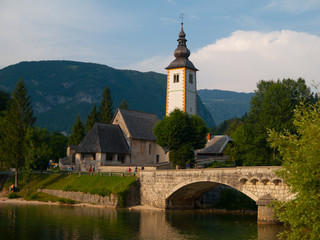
(166, 22, 198, 71)
(115, 108, 158, 141)
(76, 123, 130, 154)
(197, 135, 232, 155)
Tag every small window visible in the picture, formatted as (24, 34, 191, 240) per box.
(149, 144, 152, 155)
(173, 74, 179, 83)
(189, 74, 193, 84)
(156, 155, 160, 163)
(72, 154, 76, 163)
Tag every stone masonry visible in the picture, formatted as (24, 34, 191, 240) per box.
(139, 166, 294, 224)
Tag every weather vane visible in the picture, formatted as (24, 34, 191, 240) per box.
(179, 12, 184, 23)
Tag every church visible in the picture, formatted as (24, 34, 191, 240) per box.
(60, 21, 202, 172)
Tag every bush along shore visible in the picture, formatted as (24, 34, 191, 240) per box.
(2, 172, 140, 208)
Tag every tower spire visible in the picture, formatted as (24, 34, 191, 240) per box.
(166, 19, 198, 71)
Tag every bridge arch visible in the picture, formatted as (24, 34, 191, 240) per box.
(165, 179, 258, 209)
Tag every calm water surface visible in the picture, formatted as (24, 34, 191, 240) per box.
(0, 203, 283, 240)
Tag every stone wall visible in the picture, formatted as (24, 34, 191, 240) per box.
(40, 183, 140, 207)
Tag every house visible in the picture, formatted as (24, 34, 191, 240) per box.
(60, 108, 168, 172)
(196, 135, 232, 165)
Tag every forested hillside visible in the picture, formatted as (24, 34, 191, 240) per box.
(198, 89, 254, 125)
(0, 61, 215, 133)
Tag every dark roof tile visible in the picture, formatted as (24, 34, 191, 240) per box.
(197, 135, 232, 154)
(118, 109, 158, 141)
(76, 124, 129, 154)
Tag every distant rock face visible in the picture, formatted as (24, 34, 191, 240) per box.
(0, 60, 215, 133)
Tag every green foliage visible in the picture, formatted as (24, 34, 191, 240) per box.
(119, 99, 129, 109)
(48, 132, 68, 162)
(24, 127, 51, 195)
(154, 109, 208, 167)
(268, 101, 320, 240)
(0, 89, 10, 113)
(99, 85, 113, 124)
(0, 79, 35, 187)
(42, 174, 137, 198)
(8, 192, 20, 199)
(68, 114, 85, 145)
(85, 102, 99, 134)
(210, 116, 244, 135)
(57, 198, 77, 204)
(227, 78, 314, 166)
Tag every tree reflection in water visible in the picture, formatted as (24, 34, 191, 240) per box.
(0, 204, 283, 240)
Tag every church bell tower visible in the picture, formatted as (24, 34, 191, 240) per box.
(166, 21, 198, 116)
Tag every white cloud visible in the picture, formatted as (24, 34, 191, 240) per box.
(128, 30, 320, 93)
(192, 30, 320, 92)
(125, 55, 171, 73)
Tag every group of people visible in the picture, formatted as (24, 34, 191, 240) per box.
(128, 166, 144, 173)
(88, 165, 95, 172)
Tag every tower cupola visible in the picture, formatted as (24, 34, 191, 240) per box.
(166, 23, 198, 71)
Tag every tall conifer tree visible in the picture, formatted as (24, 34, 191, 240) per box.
(68, 114, 85, 145)
(0, 79, 35, 187)
(119, 99, 129, 109)
(99, 85, 113, 124)
(85, 102, 99, 133)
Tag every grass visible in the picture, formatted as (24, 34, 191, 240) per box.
(4, 173, 137, 206)
(44, 174, 137, 197)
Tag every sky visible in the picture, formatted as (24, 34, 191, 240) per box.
(1, 0, 320, 92)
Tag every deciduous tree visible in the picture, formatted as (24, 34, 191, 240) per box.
(24, 127, 51, 195)
(228, 78, 314, 166)
(268, 101, 320, 239)
(154, 109, 207, 167)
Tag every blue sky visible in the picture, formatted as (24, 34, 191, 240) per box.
(1, 0, 320, 92)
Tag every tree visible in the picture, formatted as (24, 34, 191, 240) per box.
(24, 127, 51, 195)
(0, 79, 35, 187)
(85, 102, 99, 134)
(154, 109, 207, 167)
(68, 114, 85, 145)
(49, 132, 68, 162)
(268, 101, 320, 239)
(99, 85, 113, 124)
(119, 99, 129, 109)
(0, 89, 10, 114)
(227, 78, 314, 166)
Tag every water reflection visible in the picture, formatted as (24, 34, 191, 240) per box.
(0, 204, 283, 240)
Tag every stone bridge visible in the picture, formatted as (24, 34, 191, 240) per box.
(139, 166, 294, 224)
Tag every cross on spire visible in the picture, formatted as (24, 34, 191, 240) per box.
(179, 12, 184, 23)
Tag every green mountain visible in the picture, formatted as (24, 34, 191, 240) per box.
(0, 60, 215, 134)
(198, 89, 255, 126)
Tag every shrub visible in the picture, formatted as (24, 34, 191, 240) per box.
(8, 192, 19, 199)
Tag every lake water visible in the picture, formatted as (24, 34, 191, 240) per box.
(0, 203, 284, 240)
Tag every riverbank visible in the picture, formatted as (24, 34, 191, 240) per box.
(1, 196, 257, 217)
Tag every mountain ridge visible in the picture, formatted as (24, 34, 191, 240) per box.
(0, 60, 216, 133)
